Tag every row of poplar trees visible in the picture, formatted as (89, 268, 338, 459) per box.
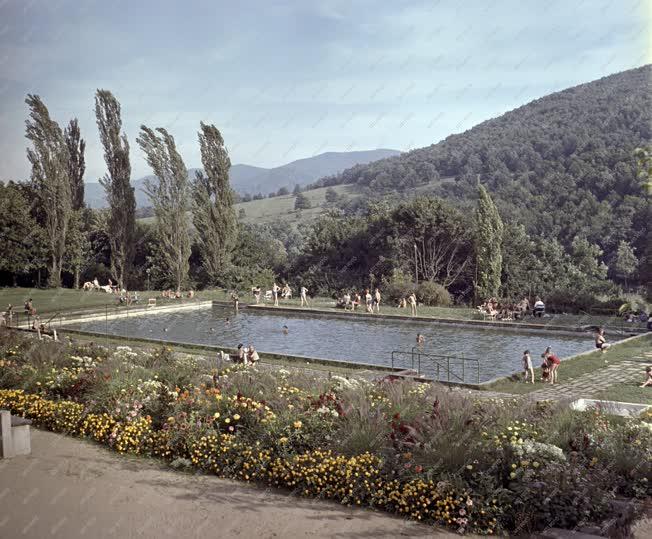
(24, 90, 236, 291)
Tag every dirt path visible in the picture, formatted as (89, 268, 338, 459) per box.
(0, 429, 459, 539)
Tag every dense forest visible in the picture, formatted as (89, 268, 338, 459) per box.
(312, 66, 651, 271)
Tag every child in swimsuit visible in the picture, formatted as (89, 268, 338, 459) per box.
(595, 328, 610, 353)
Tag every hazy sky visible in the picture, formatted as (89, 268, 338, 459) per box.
(0, 0, 649, 182)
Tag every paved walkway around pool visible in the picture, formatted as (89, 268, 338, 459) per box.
(453, 352, 652, 403)
(0, 429, 465, 539)
(522, 358, 647, 402)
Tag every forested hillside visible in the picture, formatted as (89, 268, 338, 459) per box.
(312, 66, 651, 261)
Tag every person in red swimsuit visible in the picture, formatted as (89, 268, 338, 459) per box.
(542, 347, 561, 385)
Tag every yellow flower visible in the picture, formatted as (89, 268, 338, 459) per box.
(213, 412, 220, 419)
(293, 420, 302, 429)
(279, 437, 288, 444)
(509, 472, 517, 479)
(233, 414, 240, 421)
(225, 418, 231, 424)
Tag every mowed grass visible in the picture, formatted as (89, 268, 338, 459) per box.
(0, 287, 165, 317)
(137, 183, 360, 227)
(248, 294, 633, 332)
(137, 176, 458, 227)
(487, 333, 652, 396)
(593, 384, 652, 405)
(236, 184, 359, 225)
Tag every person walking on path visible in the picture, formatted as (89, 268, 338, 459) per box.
(373, 288, 381, 313)
(300, 286, 309, 307)
(408, 293, 417, 317)
(595, 328, 611, 353)
(522, 349, 534, 383)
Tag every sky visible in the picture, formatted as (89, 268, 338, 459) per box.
(0, 0, 649, 182)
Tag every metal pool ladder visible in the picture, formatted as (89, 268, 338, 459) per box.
(390, 347, 481, 385)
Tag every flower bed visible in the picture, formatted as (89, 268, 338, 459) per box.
(0, 329, 650, 535)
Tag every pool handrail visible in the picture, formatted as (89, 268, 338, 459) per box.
(390, 348, 480, 384)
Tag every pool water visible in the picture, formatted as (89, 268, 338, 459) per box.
(64, 305, 596, 382)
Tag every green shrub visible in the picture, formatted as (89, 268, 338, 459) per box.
(381, 269, 415, 303)
(417, 281, 452, 306)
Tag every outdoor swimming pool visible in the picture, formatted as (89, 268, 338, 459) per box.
(63, 305, 596, 383)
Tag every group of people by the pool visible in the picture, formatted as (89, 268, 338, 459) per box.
(477, 296, 545, 320)
(247, 284, 418, 315)
(519, 328, 612, 385)
(249, 283, 311, 308)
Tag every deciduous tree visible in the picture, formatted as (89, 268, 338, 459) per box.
(64, 118, 86, 210)
(0, 182, 46, 285)
(137, 126, 191, 292)
(191, 122, 237, 284)
(95, 89, 136, 289)
(25, 94, 72, 287)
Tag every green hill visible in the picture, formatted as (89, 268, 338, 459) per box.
(311, 66, 652, 260)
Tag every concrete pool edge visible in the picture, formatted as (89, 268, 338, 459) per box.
(32, 301, 215, 326)
(242, 303, 644, 337)
(47, 327, 412, 376)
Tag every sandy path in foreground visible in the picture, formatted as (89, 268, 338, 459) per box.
(0, 429, 459, 539)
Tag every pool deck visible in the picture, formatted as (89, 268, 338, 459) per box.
(244, 303, 644, 337)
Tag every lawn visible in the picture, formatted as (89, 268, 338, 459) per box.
(138, 183, 360, 227)
(593, 382, 652, 405)
(245, 293, 636, 332)
(487, 333, 652, 395)
(138, 176, 459, 228)
(1, 287, 640, 335)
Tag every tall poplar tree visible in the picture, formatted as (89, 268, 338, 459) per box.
(64, 118, 87, 288)
(25, 94, 72, 287)
(64, 118, 86, 210)
(95, 89, 136, 289)
(137, 126, 191, 292)
(192, 122, 237, 283)
(474, 184, 503, 299)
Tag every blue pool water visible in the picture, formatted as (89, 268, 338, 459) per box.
(64, 305, 597, 383)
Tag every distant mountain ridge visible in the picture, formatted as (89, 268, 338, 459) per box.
(84, 149, 400, 208)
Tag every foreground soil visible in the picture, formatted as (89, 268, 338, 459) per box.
(0, 429, 460, 539)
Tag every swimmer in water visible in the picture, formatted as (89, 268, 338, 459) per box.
(282, 325, 289, 335)
(225, 318, 231, 325)
(416, 333, 425, 344)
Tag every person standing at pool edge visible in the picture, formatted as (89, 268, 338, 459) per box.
(408, 293, 417, 316)
(522, 350, 534, 383)
(300, 285, 309, 307)
(543, 347, 561, 384)
(272, 282, 280, 307)
(374, 288, 381, 313)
